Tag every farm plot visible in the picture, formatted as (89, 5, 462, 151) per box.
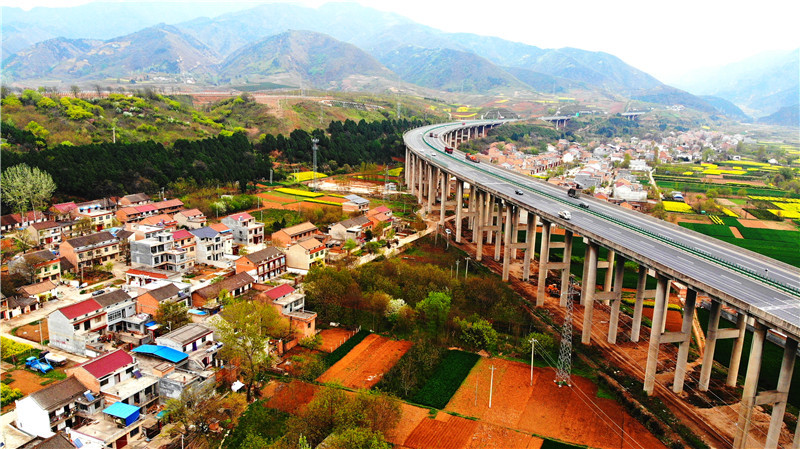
(317, 328, 356, 353)
(317, 334, 412, 389)
(402, 413, 544, 449)
(263, 380, 320, 414)
(445, 358, 667, 449)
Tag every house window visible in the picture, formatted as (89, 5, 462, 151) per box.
(100, 378, 109, 387)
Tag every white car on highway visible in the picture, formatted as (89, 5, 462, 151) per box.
(559, 210, 571, 220)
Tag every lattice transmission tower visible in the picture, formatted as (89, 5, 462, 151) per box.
(555, 276, 576, 387)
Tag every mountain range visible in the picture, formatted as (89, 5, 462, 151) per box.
(1, 2, 795, 126)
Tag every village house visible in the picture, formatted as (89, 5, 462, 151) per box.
(234, 246, 286, 283)
(189, 226, 231, 268)
(67, 349, 159, 413)
(1, 294, 40, 321)
(125, 267, 182, 287)
(365, 206, 393, 236)
(258, 284, 316, 339)
(328, 215, 373, 243)
(130, 230, 191, 273)
(73, 207, 115, 232)
(117, 193, 150, 207)
(174, 209, 207, 230)
(18, 279, 59, 302)
(59, 231, 120, 271)
(271, 221, 320, 247)
(0, 210, 47, 233)
(191, 272, 255, 309)
(25, 221, 63, 248)
(138, 214, 178, 230)
(221, 212, 265, 246)
(209, 223, 234, 254)
(135, 281, 190, 316)
(15, 376, 103, 438)
(9, 249, 61, 283)
(48, 290, 134, 356)
(171, 229, 197, 266)
(155, 323, 220, 371)
(152, 198, 184, 216)
(285, 236, 327, 274)
(342, 194, 370, 213)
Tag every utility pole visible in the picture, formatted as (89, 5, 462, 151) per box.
(530, 337, 538, 386)
(270, 169, 273, 185)
(489, 364, 496, 408)
(455, 259, 460, 278)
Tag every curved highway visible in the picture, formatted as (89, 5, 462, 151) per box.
(405, 121, 800, 339)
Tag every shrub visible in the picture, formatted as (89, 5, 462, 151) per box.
(298, 333, 322, 350)
(411, 350, 479, 409)
(1, 383, 23, 407)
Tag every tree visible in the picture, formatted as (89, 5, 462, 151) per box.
(415, 291, 451, 335)
(156, 300, 190, 333)
(1, 164, 56, 215)
(454, 316, 498, 351)
(326, 428, 390, 449)
(216, 300, 292, 401)
(620, 153, 631, 169)
(74, 217, 93, 236)
(343, 238, 358, 255)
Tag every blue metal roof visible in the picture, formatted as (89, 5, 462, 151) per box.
(189, 227, 218, 239)
(104, 401, 140, 420)
(131, 344, 188, 363)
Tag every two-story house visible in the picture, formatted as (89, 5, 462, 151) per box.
(139, 214, 178, 230)
(234, 246, 286, 282)
(172, 229, 197, 267)
(156, 323, 220, 371)
(130, 231, 190, 273)
(209, 223, 234, 254)
(48, 290, 133, 356)
(135, 281, 190, 316)
(259, 284, 316, 339)
(0, 210, 46, 233)
(59, 232, 120, 271)
(9, 249, 61, 283)
(221, 212, 265, 246)
(174, 209, 207, 230)
(25, 221, 63, 248)
(15, 376, 103, 438)
(285, 236, 327, 274)
(191, 272, 254, 309)
(68, 349, 158, 413)
(270, 221, 320, 247)
(152, 198, 184, 216)
(342, 194, 370, 213)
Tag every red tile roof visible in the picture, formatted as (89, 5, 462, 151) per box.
(155, 199, 184, 209)
(135, 204, 157, 213)
(79, 349, 133, 379)
(227, 212, 253, 221)
(52, 202, 78, 213)
(265, 284, 295, 301)
(59, 298, 102, 320)
(209, 223, 230, 233)
(172, 229, 193, 240)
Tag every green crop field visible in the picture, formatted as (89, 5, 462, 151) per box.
(411, 350, 480, 409)
(678, 223, 735, 238)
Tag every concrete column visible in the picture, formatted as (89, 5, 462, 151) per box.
(502, 205, 513, 281)
(631, 265, 647, 343)
(644, 274, 669, 395)
(766, 338, 798, 448)
(483, 194, 492, 245)
(455, 181, 464, 243)
(699, 300, 722, 391)
(660, 280, 671, 334)
(536, 220, 552, 306)
(493, 201, 502, 261)
(417, 157, 424, 203)
(580, 242, 598, 344)
(607, 255, 626, 344)
(672, 289, 698, 393)
(727, 313, 748, 387)
(580, 243, 591, 306)
(405, 147, 410, 190)
(559, 230, 574, 307)
(522, 217, 535, 282)
(439, 172, 447, 226)
(733, 322, 767, 449)
(604, 250, 616, 292)
(476, 191, 484, 262)
(426, 165, 435, 213)
(467, 184, 476, 230)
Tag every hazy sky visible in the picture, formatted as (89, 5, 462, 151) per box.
(3, 0, 798, 83)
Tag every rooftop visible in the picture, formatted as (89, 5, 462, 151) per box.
(77, 349, 133, 379)
(28, 376, 87, 411)
(242, 246, 283, 265)
(139, 283, 180, 302)
(157, 323, 213, 346)
(64, 231, 117, 249)
(278, 221, 317, 237)
(92, 290, 132, 308)
(58, 298, 102, 320)
(18, 279, 58, 296)
(263, 284, 294, 301)
(193, 272, 254, 299)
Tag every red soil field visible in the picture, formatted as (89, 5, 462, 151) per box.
(445, 358, 667, 449)
(317, 328, 356, 353)
(263, 380, 320, 414)
(317, 334, 412, 389)
(385, 402, 431, 446)
(404, 415, 479, 449)
(465, 423, 543, 449)
(316, 196, 347, 204)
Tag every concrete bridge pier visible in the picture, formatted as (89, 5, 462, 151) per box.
(439, 172, 450, 226)
(644, 274, 670, 395)
(699, 301, 747, 391)
(467, 184, 476, 231)
(535, 220, 552, 305)
(502, 204, 514, 281)
(672, 289, 698, 393)
(559, 230, 574, 307)
(522, 214, 538, 282)
(475, 190, 485, 261)
(493, 200, 503, 261)
(580, 241, 599, 344)
(455, 180, 464, 243)
(605, 256, 626, 344)
(733, 322, 767, 449)
(426, 165, 436, 214)
(630, 265, 649, 342)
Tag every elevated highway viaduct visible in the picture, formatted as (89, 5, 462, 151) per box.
(405, 120, 800, 449)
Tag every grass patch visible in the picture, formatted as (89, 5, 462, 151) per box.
(411, 350, 480, 409)
(222, 402, 290, 449)
(678, 223, 735, 238)
(324, 330, 371, 367)
(541, 440, 588, 449)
